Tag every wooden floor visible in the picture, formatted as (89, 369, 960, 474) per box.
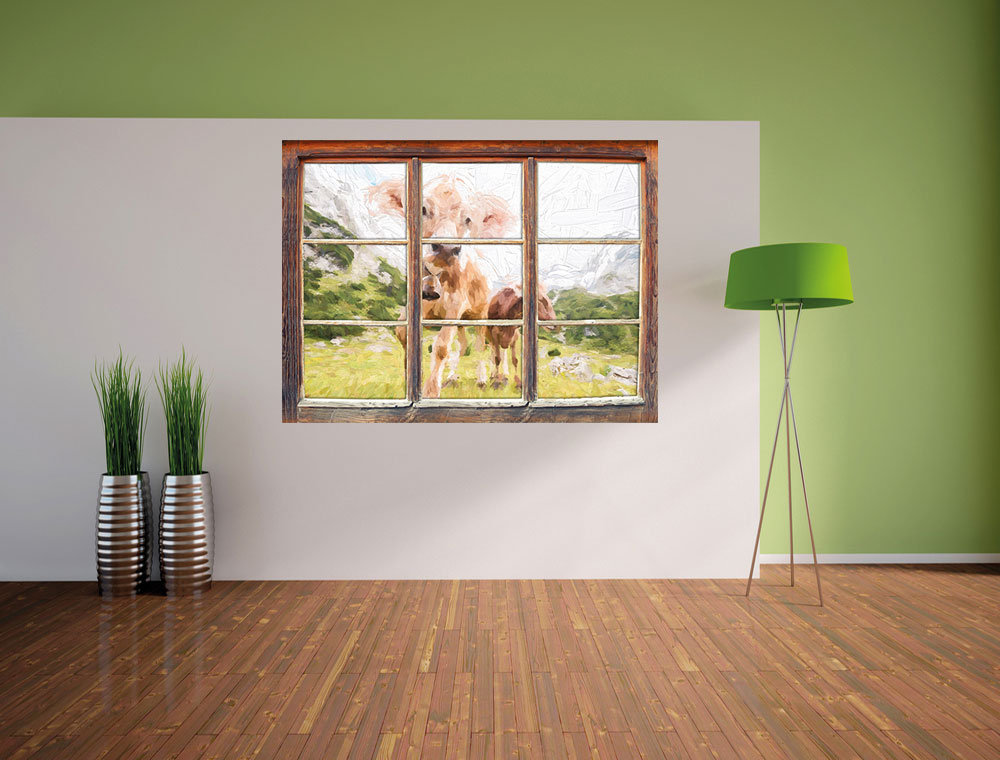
(1, 566, 999, 759)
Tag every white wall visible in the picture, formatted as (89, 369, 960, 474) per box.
(0, 119, 759, 580)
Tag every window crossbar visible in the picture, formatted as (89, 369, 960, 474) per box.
(420, 238, 524, 245)
(304, 320, 404, 327)
(302, 238, 640, 246)
(533, 397, 644, 407)
(537, 238, 641, 245)
(303, 239, 406, 246)
(539, 319, 640, 326)
(423, 319, 522, 327)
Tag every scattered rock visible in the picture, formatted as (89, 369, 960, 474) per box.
(593, 374, 606, 382)
(606, 366, 637, 386)
(583, 327, 597, 337)
(367, 343, 393, 353)
(329, 338, 345, 346)
(549, 353, 594, 382)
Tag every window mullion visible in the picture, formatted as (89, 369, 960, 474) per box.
(406, 158, 422, 404)
(523, 157, 538, 404)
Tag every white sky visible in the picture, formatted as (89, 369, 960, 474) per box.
(538, 162, 639, 239)
(303, 161, 640, 288)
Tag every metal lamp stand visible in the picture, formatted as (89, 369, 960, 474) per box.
(746, 301, 824, 605)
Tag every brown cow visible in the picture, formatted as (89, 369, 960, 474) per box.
(367, 176, 515, 397)
(485, 285, 557, 390)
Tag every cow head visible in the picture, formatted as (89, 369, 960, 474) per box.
(367, 175, 517, 276)
(367, 176, 516, 238)
(418, 176, 516, 240)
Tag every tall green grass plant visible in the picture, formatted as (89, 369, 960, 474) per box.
(92, 350, 147, 476)
(156, 350, 209, 476)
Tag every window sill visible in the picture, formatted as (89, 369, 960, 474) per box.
(294, 396, 652, 423)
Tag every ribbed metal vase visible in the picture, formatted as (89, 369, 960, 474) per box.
(96, 473, 152, 597)
(159, 473, 214, 596)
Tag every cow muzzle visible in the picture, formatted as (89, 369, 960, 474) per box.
(421, 275, 441, 301)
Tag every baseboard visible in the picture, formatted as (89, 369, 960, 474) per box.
(759, 553, 1000, 564)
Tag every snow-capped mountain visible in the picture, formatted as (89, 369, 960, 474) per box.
(303, 169, 405, 280)
(541, 245, 639, 296)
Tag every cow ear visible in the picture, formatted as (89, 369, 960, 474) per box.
(366, 178, 405, 217)
(476, 193, 516, 237)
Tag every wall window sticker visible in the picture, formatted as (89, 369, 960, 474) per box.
(282, 141, 657, 422)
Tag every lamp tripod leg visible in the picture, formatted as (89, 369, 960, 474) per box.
(785, 370, 793, 584)
(778, 303, 794, 588)
(788, 385, 823, 606)
(746, 382, 788, 597)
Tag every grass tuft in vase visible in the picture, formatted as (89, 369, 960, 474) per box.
(156, 349, 214, 596)
(92, 349, 152, 595)
(156, 349, 210, 476)
(92, 349, 148, 476)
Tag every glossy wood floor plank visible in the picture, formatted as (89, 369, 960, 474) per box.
(1, 565, 998, 758)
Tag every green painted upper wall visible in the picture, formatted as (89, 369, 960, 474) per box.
(3, 0, 997, 553)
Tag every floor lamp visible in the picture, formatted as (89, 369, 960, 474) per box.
(724, 243, 853, 605)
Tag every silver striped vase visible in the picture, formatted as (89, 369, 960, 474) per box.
(96, 472, 152, 596)
(159, 472, 214, 596)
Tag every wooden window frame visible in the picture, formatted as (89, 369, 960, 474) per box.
(282, 140, 658, 423)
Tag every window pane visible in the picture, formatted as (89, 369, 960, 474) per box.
(538, 162, 639, 239)
(303, 245, 406, 322)
(539, 244, 639, 319)
(421, 244, 521, 319)
(421, 326, 522, 399)
(303, 325, 405, 399)
(303, 163, 406, 240)
(538, 325, 639, 398)
(421, 163, 522, 239)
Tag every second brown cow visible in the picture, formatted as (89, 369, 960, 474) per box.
(485, 286, 557, 390)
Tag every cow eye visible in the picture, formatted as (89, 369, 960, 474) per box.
(421, 206, 428, 217)
(464, 216, 472, 225)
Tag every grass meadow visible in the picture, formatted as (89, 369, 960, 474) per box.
(302, 326, 638, 400)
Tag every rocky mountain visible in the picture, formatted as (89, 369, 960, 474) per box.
(303, 172, 403, 282)
(303, 169, 396, 240)
(542, 245, 639, 296)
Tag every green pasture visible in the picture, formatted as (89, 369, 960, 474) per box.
(302, 327, 637, 400)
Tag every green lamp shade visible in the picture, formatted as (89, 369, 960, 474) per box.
(724, 243, 853, 310)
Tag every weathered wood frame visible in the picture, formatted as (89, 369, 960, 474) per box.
(282, 140, 658, 423)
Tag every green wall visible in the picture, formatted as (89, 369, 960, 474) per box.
(3, 0, 997, 554)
